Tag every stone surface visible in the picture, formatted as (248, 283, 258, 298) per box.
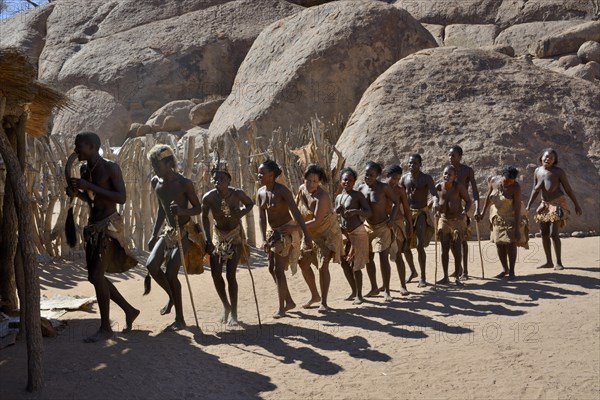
(335, 47, 600, 233)
(145, 100, 196, 133)
(189, 98, 226, 126)
(494, 21, 584, 55)
(530, 21, 600, 58)
(564, 61, 600, 82)
(577, 41, 600, 63)
(209, 1, 437, 147)
(50, 85, 131, 145)
(422, 23, 445, 46)
(5, 0, 303, 144)
(445, 24, 500, 48)
(0, 3, 55, 61)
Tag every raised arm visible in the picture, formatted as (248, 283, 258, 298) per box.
(559, 169, 582, 215)
(525, 168, 540, 211)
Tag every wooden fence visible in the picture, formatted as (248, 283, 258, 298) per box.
(0, 116, 344, 257)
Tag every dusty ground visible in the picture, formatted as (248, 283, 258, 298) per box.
(1, 236, 599, 400)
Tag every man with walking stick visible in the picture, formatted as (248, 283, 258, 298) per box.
(448, 145, 480, 280)
(145, 145, 203, 331)
(202, 160, 256, 327)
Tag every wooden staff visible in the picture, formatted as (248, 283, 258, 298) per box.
(174, 216, 200, 329)
(434, 213, 438, 289)
(246, 261, 262, 329)
(475, 219, 485, 279)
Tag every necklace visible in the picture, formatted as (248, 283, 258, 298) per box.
(87, 157, 102, 179)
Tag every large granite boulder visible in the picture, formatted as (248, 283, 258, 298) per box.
(208, 1, 437, 147)
(335, 47, 600, 233)
(51, 85, 131, 145)
(495, 21, 585, 56)
(2, 0, 303, 144)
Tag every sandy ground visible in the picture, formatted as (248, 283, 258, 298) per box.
(1, 236, 599, 400)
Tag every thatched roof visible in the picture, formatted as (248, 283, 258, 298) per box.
(0, 47, 68, 138)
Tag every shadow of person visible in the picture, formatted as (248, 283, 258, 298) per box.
(195, 321, 390, 375)
(0, 318, 276, 400)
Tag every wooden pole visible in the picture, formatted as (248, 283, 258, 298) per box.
(0, 97, 44, 391)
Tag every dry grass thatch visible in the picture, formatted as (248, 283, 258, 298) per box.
(0, 47, 68, 137)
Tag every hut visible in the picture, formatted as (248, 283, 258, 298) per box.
(0, 47, 68, 392)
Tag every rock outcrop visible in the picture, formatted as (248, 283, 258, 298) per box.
(335, 47, 600, 233)
(208, 1, 437, 147)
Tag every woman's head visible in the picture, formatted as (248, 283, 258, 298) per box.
(303, 163, 328, 193)
(364, 161, 382, 187)
(340, 167, 357, 191)
(538, 148, 558, 167)
(384, 164, 403, 187)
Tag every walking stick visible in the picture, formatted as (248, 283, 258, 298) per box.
(174, 217, 200, 329)
(434, 213, 438, 289)
(475, 219, 485, 279)
(246, 262, 262, 329)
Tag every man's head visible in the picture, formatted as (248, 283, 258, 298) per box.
(383, 164, 403, 187)
(364, 161, 382, 187)
(147, 144, 177, 178)
(258, 159, 282, 186)
(448, 145, 463, 166)
(408, 153, 422, 173)
(501, 165, 519, 186)
(74, 132, 101, 161)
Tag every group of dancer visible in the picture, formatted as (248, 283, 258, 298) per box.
(67, 132, 582, 343)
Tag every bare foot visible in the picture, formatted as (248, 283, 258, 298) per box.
(454, 279, 463, 286)
(122, 308, 140, 333)
(460, 274, 469, 281)
(436, 277, 449, 285)
(352, 297, 364, 305)
(494, 271, 507, 279)
(221, 307, 231, 324)
(284, 301, 296, 312)
(302, 296, 321, 309)
(383, 292, 393, 302)
(417, 280, 427, 288)
(536, 262, 554, 269)
(344, 294, 356, 301)
(318, 304, 331, 313)
(83, 329, 114, 343)
(554, 264, 565, 270)
(507, 274, 517, 281)
(227, 314, 240, 327)
(164, 320, 186, 332)
(399, 287, 409, 296)
(160, 299, 173, 315)
(407, 272, 419, 283)
(364, 289, 379, 297)
(449, 271, 457, 278)
(273, 310, 287, 319)
(378, 286, 385, 293)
